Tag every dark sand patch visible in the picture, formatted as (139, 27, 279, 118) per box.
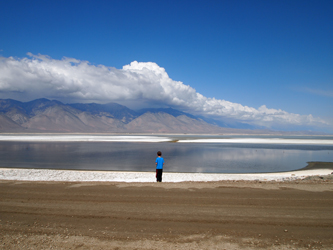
(300, 161, 333, 170)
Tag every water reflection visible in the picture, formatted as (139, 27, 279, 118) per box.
(0, 141, 332, 173)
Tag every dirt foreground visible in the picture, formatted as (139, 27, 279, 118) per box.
(1, 178, 333, 250)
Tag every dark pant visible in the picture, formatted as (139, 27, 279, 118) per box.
(156, 169, 163, 182)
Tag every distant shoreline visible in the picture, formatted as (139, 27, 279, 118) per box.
(1, 132, 332, 136)
(299, 161, 333, 170)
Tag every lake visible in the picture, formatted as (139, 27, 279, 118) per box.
(0, 134, 332, 173)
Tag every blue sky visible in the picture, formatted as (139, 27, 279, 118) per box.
(0, 0, 332, 132)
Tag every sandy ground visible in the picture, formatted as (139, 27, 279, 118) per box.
(1, 176, 333, 250)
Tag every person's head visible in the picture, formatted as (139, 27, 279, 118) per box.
(157, 151, 162, 156)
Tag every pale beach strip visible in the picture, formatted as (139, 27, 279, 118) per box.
(0, 167, 332, 183)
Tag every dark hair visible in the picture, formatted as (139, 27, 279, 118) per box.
(157, 151, 162, 156)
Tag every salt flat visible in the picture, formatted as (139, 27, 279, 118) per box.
(0, 167, 332, 182)
(1, 134, 333, 145)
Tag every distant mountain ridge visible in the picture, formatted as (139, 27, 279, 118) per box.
(137, 108, 198, 119)
(68, 102, 138, 122)
(0, 98, 253, 133)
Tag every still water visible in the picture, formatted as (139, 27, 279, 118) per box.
(0, 135, 332, 173)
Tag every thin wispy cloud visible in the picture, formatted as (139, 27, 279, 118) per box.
(0, 53, 329, 130)
(303, 87, 333, 98)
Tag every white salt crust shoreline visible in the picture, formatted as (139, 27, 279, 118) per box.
(1, 135, 333, 145)
(0, 168, 332, 182)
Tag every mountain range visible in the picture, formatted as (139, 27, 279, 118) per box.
(0, 98, 267, 134)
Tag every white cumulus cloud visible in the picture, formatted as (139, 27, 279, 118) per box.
(0, 53, 329, 130)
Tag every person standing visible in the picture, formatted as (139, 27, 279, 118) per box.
(155, 151, 164, 182)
